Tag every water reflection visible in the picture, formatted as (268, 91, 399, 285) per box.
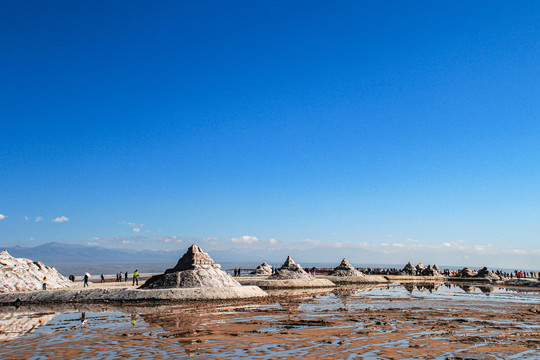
(0, 282, 538, 345)
(0, 310, 56, 341)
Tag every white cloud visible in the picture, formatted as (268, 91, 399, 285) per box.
(24, 216, 29, 222)
(202, 237, 218, 242)
(302, 239, 321, 246)
(269, 238, 278, 245)
(229, 235, 259, 244)
(0, 214, 5, 220)
(52, 216, 69, 223)
(35, 216, 43, 222)
(29, 237, 35, 241)
(121, 221, 144, 232)
(154, 235, 183, 244)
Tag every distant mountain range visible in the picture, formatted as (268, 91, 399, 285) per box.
(4, 241, 487, 276)
(2, 242, 183, 275)
(1, 242, 289, 276)
(1, 241, 386, 276)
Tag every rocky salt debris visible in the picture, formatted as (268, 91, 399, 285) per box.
(458, 267, 478, 277)
(269, 256, 313, 280)
(418, 265, 442, 276)
(454, 267, 500, 282)
(474, 267, 500, 281)
(400, 262, 442, 277)
(251, 262, 273, 276)
(141, 244, 243, 289)
(0, 250, 73, 293)
(328, 258, 364, 277)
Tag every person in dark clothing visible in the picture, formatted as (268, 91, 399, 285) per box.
(125, 271, 128, 282)
(83, 274, 89, 287)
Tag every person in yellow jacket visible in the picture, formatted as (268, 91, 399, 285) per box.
(132, 269, 139, 286)
(42, 276, 47, 290)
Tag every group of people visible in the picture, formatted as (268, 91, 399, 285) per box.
(40, 269, 141, 290)
(112, 272, 128, 282)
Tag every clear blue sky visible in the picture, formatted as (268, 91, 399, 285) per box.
(1, 1, 539, 268)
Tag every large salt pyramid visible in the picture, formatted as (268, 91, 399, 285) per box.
(329, 258, 364, 277)
(0, 250, 73, 292)
(141, 245, 242, 289)
(269, 256, 312, 280)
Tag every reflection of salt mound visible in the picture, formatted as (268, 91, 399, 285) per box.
(251, 262, 272, 275)
(0, 250, 73, 293)
(0, 311, 56, 341)
(142, 245, 241, 289)
(269, 256, 312, 280)
(329, 258, 364, 277)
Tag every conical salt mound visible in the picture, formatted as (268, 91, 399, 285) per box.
(329, 258, 364, 277)
(281, 256, 298, 270)
(269, 256, 312, 280)
(142, 245, 241, 289)
(251, 262, 272, 275)
(0, 250, 74, 292)
(401, 262, 416, 275)
(165, 244, 216, 273)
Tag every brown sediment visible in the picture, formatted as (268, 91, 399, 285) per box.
(0, 284, 538, 358)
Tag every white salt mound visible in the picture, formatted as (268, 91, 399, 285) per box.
(269, 256, 313, 280)
(252, 262, 273, 275)
(0, 250, 74, 293)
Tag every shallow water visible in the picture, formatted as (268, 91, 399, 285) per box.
(1, 284, 539, 359)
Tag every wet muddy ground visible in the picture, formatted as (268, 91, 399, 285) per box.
(0, 283, 539, 359)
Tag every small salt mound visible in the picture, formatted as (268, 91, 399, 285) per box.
(459, 267, 477, 277)
(474, 267, 500, 281)
(251, 262, 273, 275)
(328, 258, 364, 277)
(269, 256, 313, 280)
(0, 250, 74, 293)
